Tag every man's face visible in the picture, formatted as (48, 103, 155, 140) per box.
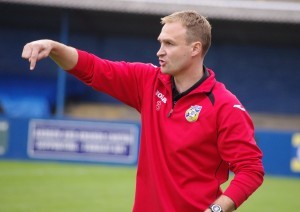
(157, 22, 193, 76)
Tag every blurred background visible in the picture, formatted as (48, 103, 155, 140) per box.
(1, 0, 300, 176)
(0, 0, 300, 211)
(1, 0, 300, 174)
(0, 0, 300, 127)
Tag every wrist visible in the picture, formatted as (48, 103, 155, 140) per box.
(209, 203, 223, 212)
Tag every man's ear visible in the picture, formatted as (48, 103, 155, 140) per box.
(191, 41, 202, 57)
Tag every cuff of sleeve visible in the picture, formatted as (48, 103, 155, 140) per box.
(68, 49, 89, 81)
(223, 183, 248, 209)
(68, 49, 89, 76)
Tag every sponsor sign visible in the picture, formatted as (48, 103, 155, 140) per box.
(291, 133, 300, 172)
(0, 121, 9, 155)
(28, 119, 139, 164)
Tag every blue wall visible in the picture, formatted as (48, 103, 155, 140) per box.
(206, 44, 300, 114)
(0, 4, 299, 117)
(1, 30, 299, 114)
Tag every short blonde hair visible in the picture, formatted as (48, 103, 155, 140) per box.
(161, 11, 212, 56)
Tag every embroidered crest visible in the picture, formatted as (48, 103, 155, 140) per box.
(185, 105, 202, 122)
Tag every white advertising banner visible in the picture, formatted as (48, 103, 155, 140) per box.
(28, 119, 139, 165)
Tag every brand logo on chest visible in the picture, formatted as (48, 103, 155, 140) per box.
(155, 90, 167, 104)
(155, 90, 167, 111)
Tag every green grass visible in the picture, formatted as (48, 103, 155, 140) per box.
(0, 160, 299, 211)
(225, 175, 300, 211)
(0, 160, 136, 212)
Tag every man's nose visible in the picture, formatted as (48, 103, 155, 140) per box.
(157, 46, 165, 57)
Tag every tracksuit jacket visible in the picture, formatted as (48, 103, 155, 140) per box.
(69, 50, 264, 212)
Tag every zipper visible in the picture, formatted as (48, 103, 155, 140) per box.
(167, 108, 174, 117)
(167, 100, 176, 118)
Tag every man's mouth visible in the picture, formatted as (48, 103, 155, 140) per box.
(159, 59, 166, 67)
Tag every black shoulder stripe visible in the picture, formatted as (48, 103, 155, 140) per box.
(206, 82, 216, 105)
(206, 91, 215, 105)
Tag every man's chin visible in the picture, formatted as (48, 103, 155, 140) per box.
(160, 68, 170, 75)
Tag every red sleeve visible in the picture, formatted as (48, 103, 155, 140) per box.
(217, 101, 264, 208)
(68, 49, 156, 111)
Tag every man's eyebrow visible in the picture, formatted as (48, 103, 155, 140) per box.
(157, 38, 174, 43)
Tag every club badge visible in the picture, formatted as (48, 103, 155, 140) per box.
(185, 105, 202, 122)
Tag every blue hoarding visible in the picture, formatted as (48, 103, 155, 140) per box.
(256, 130, 300, 177)
(1, 117, 300, 177)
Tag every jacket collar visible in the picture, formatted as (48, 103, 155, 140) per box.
(158, 67, 216, 94)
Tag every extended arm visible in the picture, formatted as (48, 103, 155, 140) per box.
(21, 39, 78, 71)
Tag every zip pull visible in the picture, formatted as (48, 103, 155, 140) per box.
(167, 108, 174, 117)
(168, 101, 176, 118)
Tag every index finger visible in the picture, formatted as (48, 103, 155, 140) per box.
(21, 43, 33, 60)
(28, 47, 40, 70)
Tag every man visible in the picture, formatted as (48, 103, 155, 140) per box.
(22, 11, 264, 212)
